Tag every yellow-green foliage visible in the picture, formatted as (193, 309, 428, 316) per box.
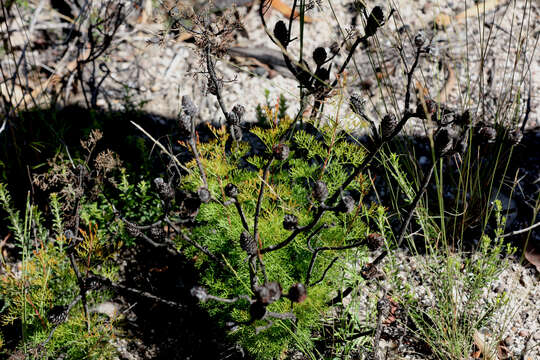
(0, 186, 117, 359)
(178, 110, 384, 358)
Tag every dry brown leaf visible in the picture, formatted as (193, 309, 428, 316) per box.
(524, 241, 540, 272)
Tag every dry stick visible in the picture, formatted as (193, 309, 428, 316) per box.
(40, 294, 83, 347)
(231, 198, 250, 232)
(500, 220, 540, 238)
(306, 240, 366, 286)
(371, 295, 389, 359)
(188, 110, 208, 187)
(372, 159, 437, 266)
(164, 218, 227, 270)
(104, 279, 184, 310)
(206, 46, 231, 124)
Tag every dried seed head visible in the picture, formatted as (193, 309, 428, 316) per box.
(273, 20, 289, 47)
(182, 95, 198, 117)
(207, 78, 221, 96)
(272, 143, 290, 161)
(84, 275, 104, 291)
(197, 187, 211, 203)
(249, 301, 267, 320)
(349, 92, 366, 115)
(507, 129, 523, 146)
(230, 124, 243, 141)
(287, 283, 307, 303)
(477, 125, 497, 144)
(380, 113, 398, 139)
(178, 114, 192, 138)
(125, 222, 141, 238)
(376, 296, 391, 317)
(283, 214, 298, 230)
(240, 231, 258, 256)
(416, 98, 437, 120)
(232, 104, 245, 121)
(154, 177, 175, 201)
(337, 195, 355, 213)
(47, 305, 69, 325)
(414, 32, 426, 47)
(313, 47, 327, 66)
(191, 286, 209, 302)
(365, 233, 384, 251)
(255, 282, 282, 305)
(330, 41, 340, 55)
(224, 183, 239, 198)
(150, 225, 165, 241)
(434, 127, 454, 158)
(365, 6, 385, 37)
(312, 180, 329, 202)
(361, 262, 385, 280)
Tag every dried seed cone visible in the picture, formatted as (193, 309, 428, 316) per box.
(255, 282, 282, 305)
(85, 275, 104, 291)
(273, 143, 290, 161)
(477, 126, 497, 144)
(232, 104, 245, 121)
(197, 187, 211, 203)
(154, 178, 175, 201)
(376, 296, 391, 317)
(380, 113, 398, 139)
(337, 195, 355, 213)
(125, 222, 141, 238)
(365, 6, 384, 37)
(414, 32, 426, 47)
(47, 305, 69, 325)
(240, 231, 258, 256)
(230, 124, 243, 142)
(434, 128, 454, 158)
(283, 214, 298, 230)
(349, 92, 365, 115)
(273, 20, 289, 47)
(182, 95, 198, 117)
(207, 78, 221, 96)
(287, 283, 307, 303)
(365, 233, 384, 251)
(508, 129, 523, 146)
(361, 262, 384, 280)
(249, 301, 267, 320)
(191, 286, 209, 302)
(224, 183, 239, 197)
(178, 114, 192, 138)
(312, 181, 329, 202)
(150, 225, 165, 241)
(313, 47, 327, 67)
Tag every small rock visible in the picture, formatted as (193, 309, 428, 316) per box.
(518, 330, 529, 337)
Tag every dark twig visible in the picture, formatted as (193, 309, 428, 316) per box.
(40, 294, 82, 347)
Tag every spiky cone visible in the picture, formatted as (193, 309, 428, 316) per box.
(364, 6, 384, 37)
(125, 221, 142, 238)
(349, 92, 365, 115)
(272, 143, 290, 161)
(197, 187, 211, 203)
(434, 128, 454, 158)
(365, 233, 384, 251)
(312, 180, 329, 202)
(476, 125, 497, 144)
(414, 32, 426, 47)
(47, 305, 69, 325)
(380, 113, 398, 140)
(337, 195, 355, 213)
(249, 301, 267, 321)
(255, 282, 282, 305)
(273, 20, 289, 47)
(283, 214, 298, 230)
(224, 183, 239, 198)
(361, 262, 385, 280)
(191, 286, 209, 302)
(287, 283, 307, 303)
(150, 225, 165, 241)
(507, 129, 523, 146)
(312, 47, 327, 67)
(182, 95, 198, 117)
(240, 231, 258, 256)
(154, 177, 174, 201)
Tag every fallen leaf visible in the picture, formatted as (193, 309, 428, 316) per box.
(524, 241, 540, 272)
